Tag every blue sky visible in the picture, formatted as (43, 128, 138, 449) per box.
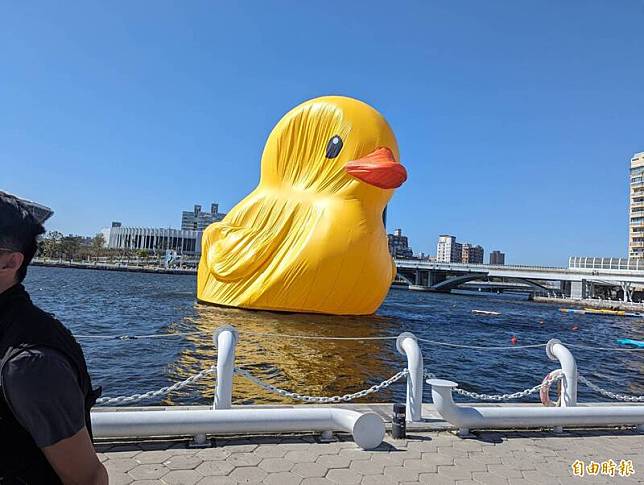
(2, 1, 643, 265)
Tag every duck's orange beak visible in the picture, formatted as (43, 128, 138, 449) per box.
(344, 147, 407, 189)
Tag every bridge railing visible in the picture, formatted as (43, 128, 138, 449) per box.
(569, 257, 644, 272)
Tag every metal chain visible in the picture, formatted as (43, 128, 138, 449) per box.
(578, 374, 644, 402)
(234, 367, 409, 403)
(96, 365, 216, 405)
(425, 369, 564, 402)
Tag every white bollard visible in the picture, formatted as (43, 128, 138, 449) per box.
(546, 339, 577, 407)
(213, 325, 238, 409)
(396, 332, 424, 422)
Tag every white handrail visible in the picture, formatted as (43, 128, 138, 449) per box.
(396, 332, 423, 422)
(213, 326, 237, 409)
(546, 339, 577, 407)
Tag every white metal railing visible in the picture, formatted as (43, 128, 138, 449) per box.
(94, 326, 644, 441)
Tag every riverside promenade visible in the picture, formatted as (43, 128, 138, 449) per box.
(96, 404, 644, 484)
(99, 428, 643, 485)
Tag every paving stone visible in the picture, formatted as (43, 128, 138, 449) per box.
(259, 457, 295, 472)
(486, 463, 527, 479)
(105, 458, 139, 473)
(162, 469, 203, 485)
(338, 449, 373, 461)
(108, 472, 135, 485)
(195, 448, 231, 461)
(300, 479, 334, 485)
(225, 452, 262, 467)
(227, 466, 268, 484)
(195, 460, 235, 476)
(349, 459, 384, 475)
(135, 450, 174, 464)
(436, 464, 474, 481)
(418, 452, 454, 466)
(315, 454, 352, 469)
(402, 458, 437, 473)
(471, 471, 510, 485)
(263, 471, 304, 485)
(326, 468, 363, 485)
(128, 463, 170, 480)
(383, 465, 419, 482)
(453, 457, 491, 473)
(195, 477, 237, 485)
(369, 453, 406, 467)
(284, 450, 319, 463)
(291, 462, 328, 478)
(254, 445, 289, 458)
(359, 475, 398, 485)
(164, 454, 203, 470)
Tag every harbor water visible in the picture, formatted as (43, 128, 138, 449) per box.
(25, 266, 643, 406)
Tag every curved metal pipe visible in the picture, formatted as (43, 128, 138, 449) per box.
(396, 332, 424, 422)
(546, 339, 577, 407)
(429, 379, 644, 434)
(213, 325, 238, 409)
(91, 408, 385, 450)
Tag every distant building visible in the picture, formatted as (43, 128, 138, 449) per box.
(462, 244, 484, 264)
(181, 203, 226, 231)
(388, 228, 414, 258)
(629, 152, 644, 259)
(99, 221, 121, 248)
(436, 235, 463, 263)
(489, 250, 505, 265)
(107, 226, 202, 255)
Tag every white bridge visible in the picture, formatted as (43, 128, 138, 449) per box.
(394, 257, 644, 301)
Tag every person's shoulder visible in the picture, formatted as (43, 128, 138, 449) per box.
(4, 346, 75, 376)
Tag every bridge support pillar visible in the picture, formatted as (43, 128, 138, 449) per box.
(570, 280, 587, 300)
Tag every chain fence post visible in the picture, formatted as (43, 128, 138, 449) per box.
(546, 339, 577, 407)
(214, 325, 238, 409)
(396, 332, 423, 422)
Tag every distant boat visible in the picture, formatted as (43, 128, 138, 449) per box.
(616, 338, 644, 348)
(559, 308, 586, 314)
(559, 307, 644, 318)
(472, 310, 501, 316)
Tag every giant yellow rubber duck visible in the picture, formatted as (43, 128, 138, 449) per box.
(197, 96, 407, 315)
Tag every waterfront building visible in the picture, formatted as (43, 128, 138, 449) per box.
(181, 203, 226, 231)
(388, 228, 414, 258)
(436, 235, 463, 263)
(490, 250, 505, 265)
(107, 226, 202, 255)
(629, 152, 644, 259)
(462, 244, 484, 264)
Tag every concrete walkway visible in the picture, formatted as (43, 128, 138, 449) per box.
(99, 428, 643, 485)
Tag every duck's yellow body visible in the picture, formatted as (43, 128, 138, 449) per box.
(197, 96, 407, 315)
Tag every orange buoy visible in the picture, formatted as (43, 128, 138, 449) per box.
(511, 335, 518, 345)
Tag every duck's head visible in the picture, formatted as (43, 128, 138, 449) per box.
(259, 96, 406, 208)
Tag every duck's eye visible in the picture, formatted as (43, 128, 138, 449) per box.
(325, 135, 343, 159)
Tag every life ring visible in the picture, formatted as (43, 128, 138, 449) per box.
(540, 370, 562, 407)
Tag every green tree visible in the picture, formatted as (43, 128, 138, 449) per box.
(91, 233, 106, 259)
(41, 231, 63, 258)
(60, 235, 82, 260)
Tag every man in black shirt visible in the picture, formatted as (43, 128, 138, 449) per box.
(0, 192, 107, 484)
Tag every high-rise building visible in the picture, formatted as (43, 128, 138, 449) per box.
(489, 250, 505, 265)
(388, 228, 414, 258)
(181, 203, 226, 231)
(629, 152, 644, 259)
(436, 235, 463, 263)
(462, 244, 484, 264)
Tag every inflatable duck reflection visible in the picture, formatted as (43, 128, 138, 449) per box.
(197, 96, 407, 315)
